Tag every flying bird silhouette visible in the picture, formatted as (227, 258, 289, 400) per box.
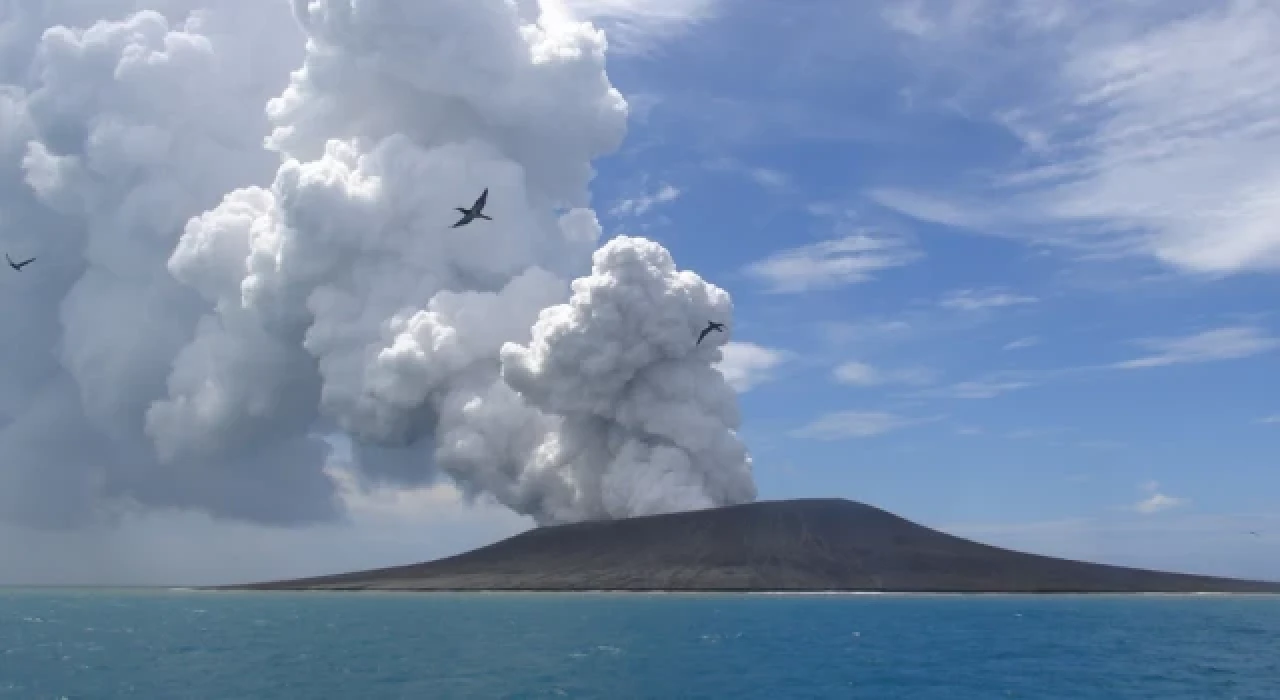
(696, 321, 725, 346)
(6, 253, 34, 271)
(452, 187, 492, 228)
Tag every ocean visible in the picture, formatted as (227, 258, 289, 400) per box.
(0, 590, 1276, 699)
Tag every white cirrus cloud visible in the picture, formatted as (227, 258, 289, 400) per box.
(923, 379, 1033, 400)
(874, 1, 1280, 276)
(1003, 335, 1041, 351)
(832, 360, 936, 387)
(746, 167, 791, 190)
(950, 380, 1032, 399)
(610, 182, 681, 217)
(1113, 326, 1280, 370)
(939, 288, 1039, 312)
(704, 158, 793, 191)
(745, 232, 922, 294)
(790, 410, 921, 440)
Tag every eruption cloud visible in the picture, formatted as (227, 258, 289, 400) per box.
(0, 0, 756, 529)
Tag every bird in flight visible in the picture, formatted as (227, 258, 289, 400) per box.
(696, 320, 726, 345)
(6, 253, 34, 271)
(452, 187, 492, 228)
(1249, 531, 1261, 537)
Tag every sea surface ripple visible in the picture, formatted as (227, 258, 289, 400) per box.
(1, 590, 1277, 699)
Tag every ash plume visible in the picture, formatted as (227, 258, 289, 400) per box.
(0, 0, 755, 529)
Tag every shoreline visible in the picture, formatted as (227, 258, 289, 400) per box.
(4, 586, 1277, 597)
(194, 587, 1280, 596)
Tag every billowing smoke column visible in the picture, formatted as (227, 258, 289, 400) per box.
(0, 0, 756, 529)
(502, 237, 754, 518)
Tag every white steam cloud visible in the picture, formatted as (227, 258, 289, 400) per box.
(0, 0, 754, 530)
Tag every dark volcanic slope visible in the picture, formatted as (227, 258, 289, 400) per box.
(229, 499, 1280, 593)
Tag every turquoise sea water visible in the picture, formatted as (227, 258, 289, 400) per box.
(0, 590, 1277, 699)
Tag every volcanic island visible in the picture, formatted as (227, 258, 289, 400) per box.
(223, 499, 1280, 593)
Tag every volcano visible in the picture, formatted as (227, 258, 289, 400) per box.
(225, 499, 1280, 593)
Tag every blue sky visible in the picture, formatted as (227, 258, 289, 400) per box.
(583, 0, 1280, 577)
(3, 0, 1277, 587)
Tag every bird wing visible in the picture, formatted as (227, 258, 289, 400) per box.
(474, 187, 489, 211)
(696, 327, 712, 345)
(451, 214, 471, 228)
(17, 257, 34, 267)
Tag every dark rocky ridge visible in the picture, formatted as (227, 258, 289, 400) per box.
(226, 499, 1280, 593)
